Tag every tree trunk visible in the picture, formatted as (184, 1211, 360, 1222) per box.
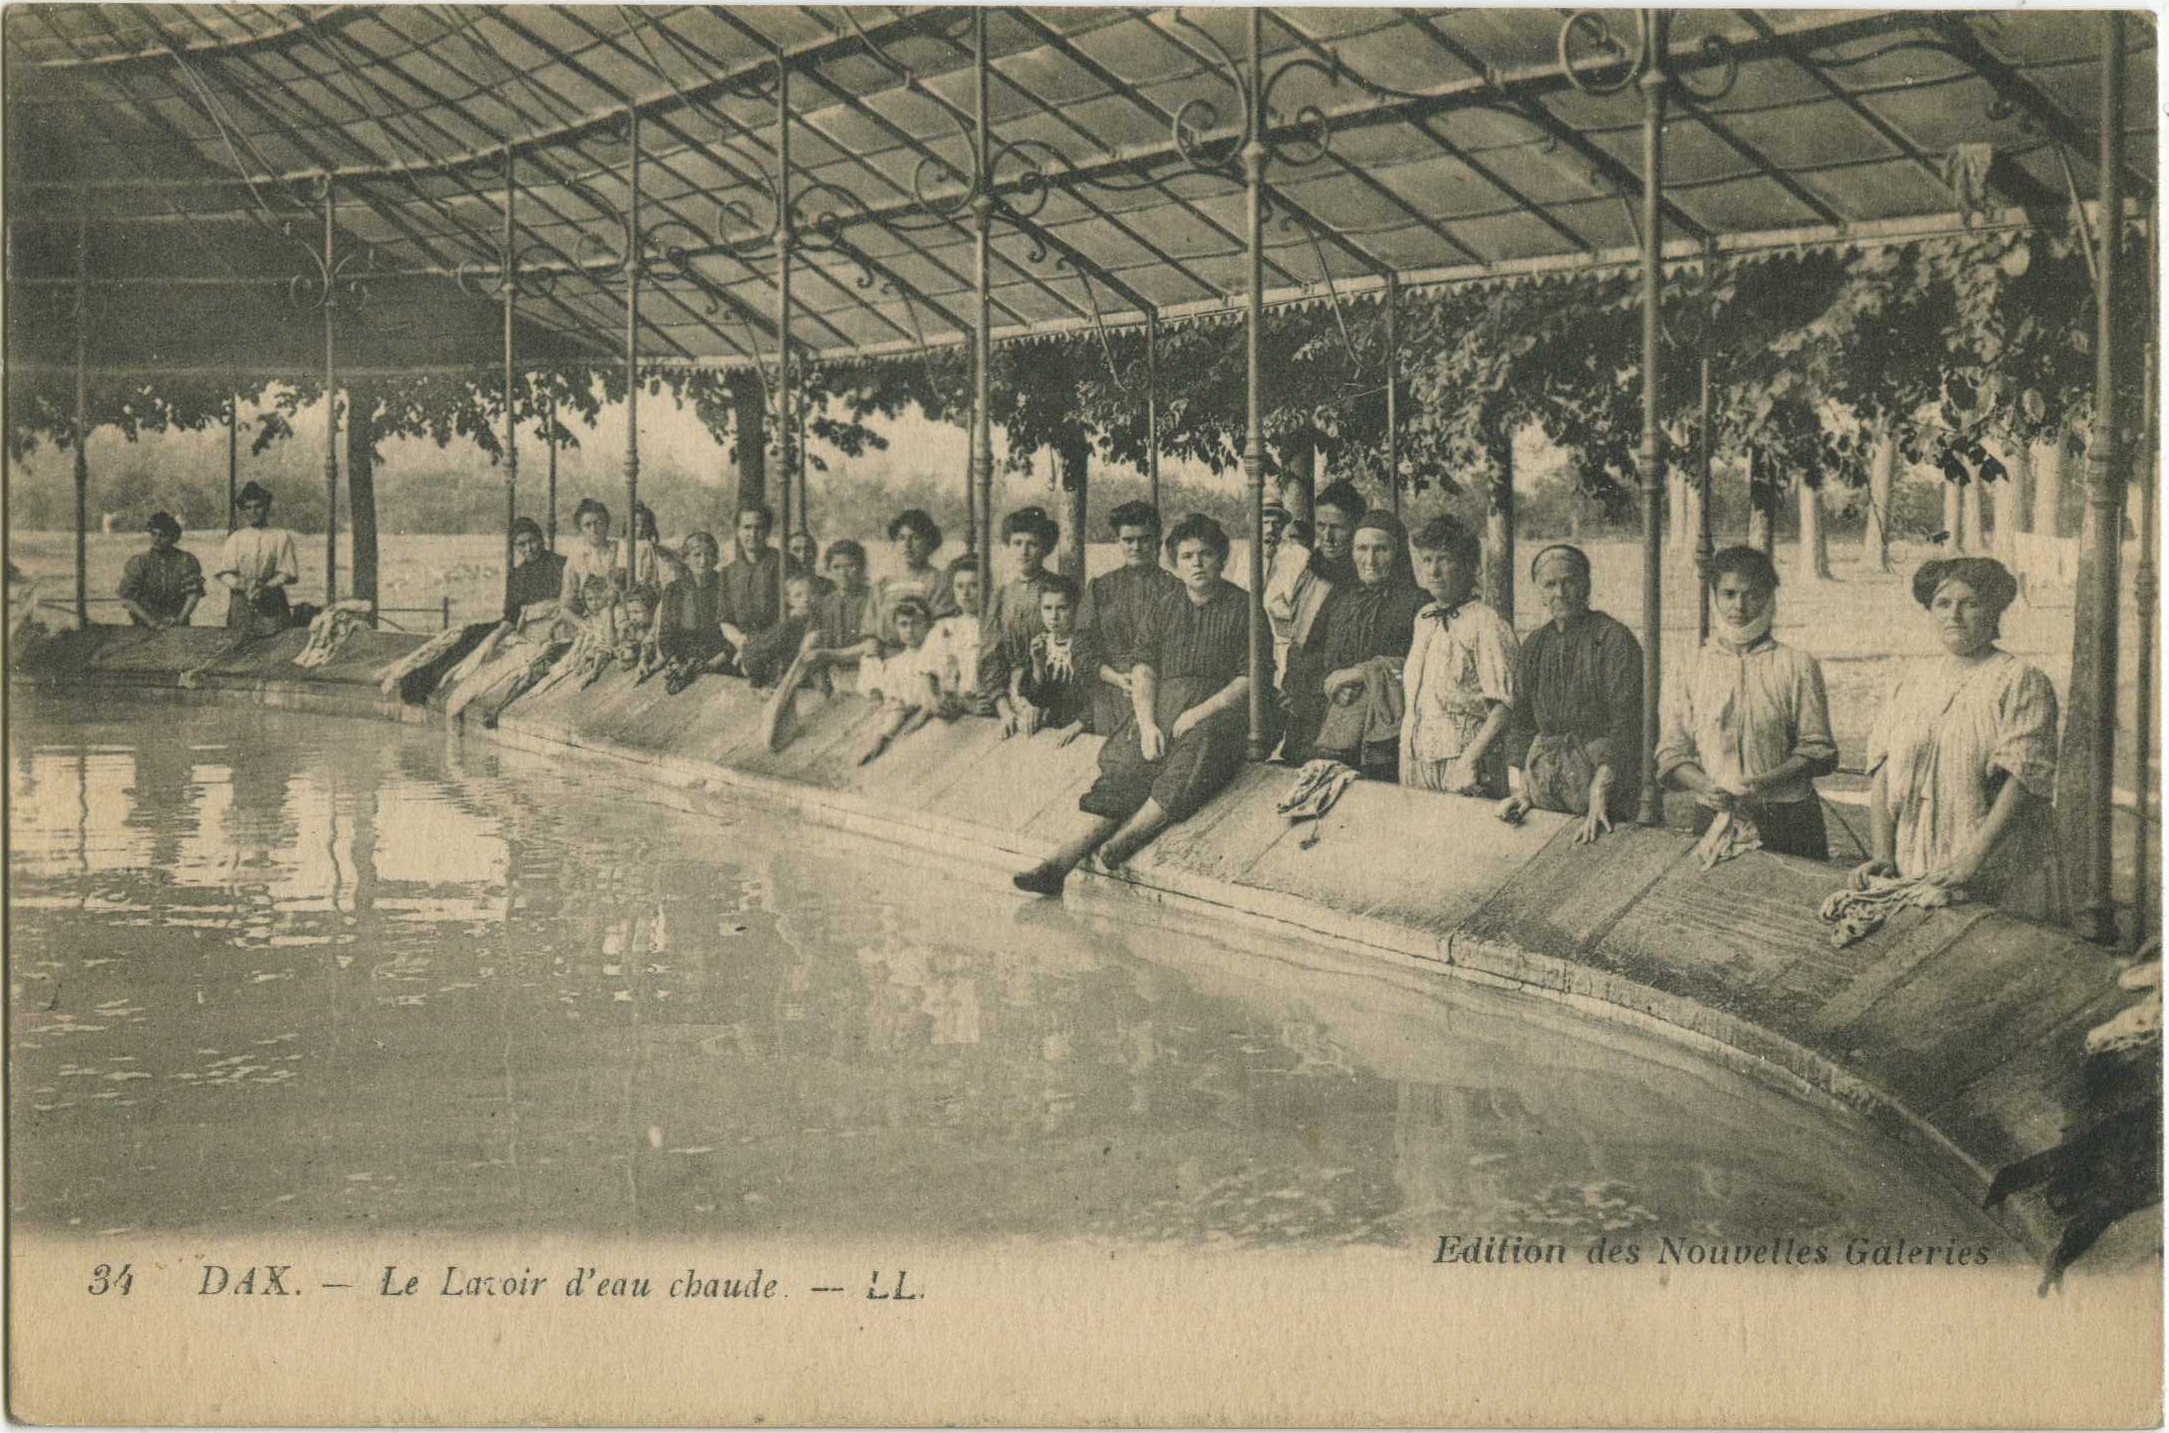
(1667, 465, 1690, 552)
(346, 382, 379, 610)
(1484, 432, 1514, 623)
(1994, 438, 2029, 568)
(1055, 430, 1088, 583)
(1862, 424, 1894, 573)
(1745, 447, 1777, 557)
(2033, 432, 2067, 537)
(729, 371, 766, 514)
(1282, 436, 1318, 531)
(1942, 480, 1964, 550)
(2056, 450, 2123, 924)
(1676, 466, 1704, 576)
(1796, 479, 1831, 582)
(1960, 474, 1985, 552)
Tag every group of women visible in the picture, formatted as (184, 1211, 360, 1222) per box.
(152, 477, 2066, 926)
(1017, 480, 2067, 927)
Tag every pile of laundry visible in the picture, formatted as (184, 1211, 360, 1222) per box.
(1815, 872, 1960, 949)
(1276, 759, 1360, 849)
(292, 599, 377, 669)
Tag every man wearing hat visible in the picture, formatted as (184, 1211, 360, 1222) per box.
(118, 511, 206, 630)
(212, 481, 300, 635)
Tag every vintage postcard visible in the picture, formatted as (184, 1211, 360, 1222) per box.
(5, 3, 2163, 1425)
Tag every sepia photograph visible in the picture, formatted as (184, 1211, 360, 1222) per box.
(4, 3, 2164, 1424)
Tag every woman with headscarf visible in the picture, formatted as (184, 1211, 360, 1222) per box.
(502, 517, 567, 626)
(1501, 544, 1643, 845)
(1856, 557, 2065, 922)
(1289, 508, 1426, 778)
(1655, 546, 1838, 860)
(212, 481, 300, 635)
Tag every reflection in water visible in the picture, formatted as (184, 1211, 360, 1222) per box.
(9, 697, 2005, 1251)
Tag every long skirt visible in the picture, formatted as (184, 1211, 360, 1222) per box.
(1081, 676, 1248, 823)
(226, 586, 290, 637)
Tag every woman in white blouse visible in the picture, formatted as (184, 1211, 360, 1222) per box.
(212, 481, 300, 636)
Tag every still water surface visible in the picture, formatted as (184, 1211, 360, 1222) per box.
(10, 696, 2004, 1250)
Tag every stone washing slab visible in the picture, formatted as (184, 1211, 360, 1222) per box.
(12, 622, 2144, 1264)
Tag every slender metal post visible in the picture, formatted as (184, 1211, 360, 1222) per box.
(1384, 274, 1401, 514)
(797, 405, 811, 535)
(971, 11, 994, 615)
(1635, 20, 1666, 826)
(226, 393, 239, 533)
(2133, 321, 2156, 946)
(775, 60, 793, 621)
(502, 145, 519, 596)
(1243, 7, 1269, 760)
(1696, 241, 1716, 645)
(546, 388, 559, 551)
(624, 109, 641, 582)
(2080, 15, 2126, 944)
(72, 215, 87, 624)
(323, 179, 339, 606)
(1146, 311, 1162, 520)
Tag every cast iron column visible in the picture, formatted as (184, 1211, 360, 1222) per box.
(226, 393, 239, 533)
(546, 389, 559, 551)
(2080, 14, 2126, 943)
(502, 146, 519, 596)
(1146, 311, 1161, 520)
(1385, 274, 1401, 514)
(1243, 8, 1269, 760)
(624, 109, 642, 583)
(322, 179, 339, 606)
(72, 216, 87, 624)
(775, 60, 794, 621)
(971, 10, 994, 614)
(1634, 42, 1666, 825)
(1696, 240, 1715, 645)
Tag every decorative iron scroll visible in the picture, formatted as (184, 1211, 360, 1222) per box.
(1169, 9, 1333, 178)
(1558, 10, 1740, 102)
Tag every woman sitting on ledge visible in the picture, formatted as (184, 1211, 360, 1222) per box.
(1014, 513, 1255, 897)
(1854, 556, 2066, 923)
(1305, 508, 1426, 781)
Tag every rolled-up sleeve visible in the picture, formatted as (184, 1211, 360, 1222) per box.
(1473, 611, 1517, 708)
(1991, 663, 2061, 800)
(1790, 651, 1840, 779)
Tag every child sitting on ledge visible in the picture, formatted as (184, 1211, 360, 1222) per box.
(928, 556, 991, 716)
(998, 571, 1096, 746)
(741, 571, 823, 691)
(859, 596, 947, 766)
(651, 531, 731, 694)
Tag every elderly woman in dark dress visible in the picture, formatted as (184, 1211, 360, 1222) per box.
(1013, 513, 1257, 897)
(502, 517, 566, 626)
(1300, 508, 1427, 779)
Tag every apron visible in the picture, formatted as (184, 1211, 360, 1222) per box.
(1524, 732, 1598, 817)
(226, 585, 291, 637)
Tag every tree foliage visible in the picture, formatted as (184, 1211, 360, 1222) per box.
(9, 221, 2145, 520)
